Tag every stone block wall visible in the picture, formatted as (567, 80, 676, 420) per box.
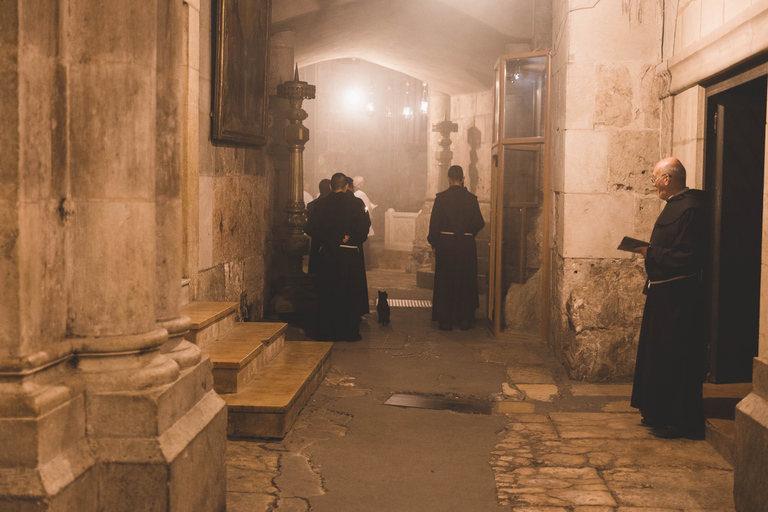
(549, 0, 664, 381)
(183, 0, 281, 319)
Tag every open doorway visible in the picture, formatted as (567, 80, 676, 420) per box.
(704, 69, 767, 383)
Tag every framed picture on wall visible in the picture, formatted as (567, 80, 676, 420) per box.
(213, 0, 271, 146)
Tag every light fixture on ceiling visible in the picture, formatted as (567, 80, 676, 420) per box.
(419, 82, 428, 117)
(507, 60, 522, 82)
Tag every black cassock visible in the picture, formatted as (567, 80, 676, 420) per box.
(630, 189, 707, 432)
(427, 185, 485, 324)
(304, 191, 370, 341)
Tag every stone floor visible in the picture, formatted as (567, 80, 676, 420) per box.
(227, 269, 735, 512)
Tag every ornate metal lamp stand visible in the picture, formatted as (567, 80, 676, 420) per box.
(271, 66, 316, 314)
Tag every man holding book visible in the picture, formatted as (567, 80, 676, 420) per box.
(627, 157, 708, 439)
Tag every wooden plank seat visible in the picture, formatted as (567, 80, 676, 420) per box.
(202, 322, 287, 394)
(224, 341, 333, 439)
(180, 301, 239, 348)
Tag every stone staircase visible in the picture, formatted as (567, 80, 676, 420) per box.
(180, 301, 333, 438)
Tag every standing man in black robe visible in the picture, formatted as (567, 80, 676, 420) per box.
(305, 173, 371, 341)
(630, 157, 707, 439)
(428, 165, 485, 331)
(306, 178, 331, 276)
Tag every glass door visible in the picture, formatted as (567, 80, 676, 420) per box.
(489, 52, 551, 339)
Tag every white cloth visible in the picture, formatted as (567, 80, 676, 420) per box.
(354, 190, 375, 236)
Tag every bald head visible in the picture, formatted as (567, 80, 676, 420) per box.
(652, 157, 687, 200)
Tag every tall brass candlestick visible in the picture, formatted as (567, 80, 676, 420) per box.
(271, 66, 316, 314)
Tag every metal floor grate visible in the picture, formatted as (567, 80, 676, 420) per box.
(375, 298, 432, 308)
(383, 393, 492, 415)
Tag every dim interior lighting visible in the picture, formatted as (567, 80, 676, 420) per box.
(345, 89, 363, 107)
(402, 84, 414, 120)
(366, 87, 375, 116)
(507, 60, 522, 82)
(419, 82, 428, 117)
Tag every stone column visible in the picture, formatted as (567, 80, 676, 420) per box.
(67, 1, 225, 510)
(156, 0, 199, 369)
(408, 92, 453, 284)
(0, 1, 96, 507)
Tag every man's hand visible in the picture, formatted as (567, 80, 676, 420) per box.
(342, 235, 350, 244)
(633, 246, 648, 258)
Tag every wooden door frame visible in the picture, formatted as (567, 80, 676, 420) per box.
(489, 51, 552, 340)
(702, 61, 768, 381)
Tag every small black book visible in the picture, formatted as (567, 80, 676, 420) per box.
(617, 236, 650, 252)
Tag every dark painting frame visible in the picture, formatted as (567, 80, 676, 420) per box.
(213, 0, 271, 146)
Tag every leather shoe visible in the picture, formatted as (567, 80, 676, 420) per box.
(650, 425, 703, 440)
(640, 417, 663, 428)
(346, 334, 363, 342)
(459, 320, 473, 330)
(439, 322, 452, 331)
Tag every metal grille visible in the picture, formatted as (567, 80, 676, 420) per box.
(375, 299, 432, 308)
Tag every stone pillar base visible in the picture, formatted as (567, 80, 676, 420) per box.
(0, 354, 227, 511)
(87, 357, 227, 512)
(734, 356, 768, 511)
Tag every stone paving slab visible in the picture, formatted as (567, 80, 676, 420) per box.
(569, 383, 634, 396)
(603, 467, 735, 510)
(550, 412, 649, 439)
(519, 384, 560, 402)
(508, 365, 557, 384)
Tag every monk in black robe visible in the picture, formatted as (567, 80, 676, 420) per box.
(346, 176, 370, 317)
(630, 157, 707, 439)
(305, 173, 370, 341)
(428, 165, 485, 330)
(306, 178, 331, 276)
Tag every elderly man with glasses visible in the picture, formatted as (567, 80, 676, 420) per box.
(629, 157, 708, 439)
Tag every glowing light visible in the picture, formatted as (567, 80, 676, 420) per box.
(366, 102, 375, 116)
(345, 90, 363, 106)
(402, 106, 414, 120)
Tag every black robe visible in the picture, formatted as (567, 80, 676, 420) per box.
(304, 191, 370, 340)
(630, 189, 707, 431)
(427, 185, 485, 324)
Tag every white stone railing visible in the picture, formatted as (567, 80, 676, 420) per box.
(384, 208, 420, 251)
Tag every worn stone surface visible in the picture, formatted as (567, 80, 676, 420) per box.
(505, 269, 541, 335)
(558, 258, 646, 381)
(594, 64, 633, 128)
(223, 272, 734, 511)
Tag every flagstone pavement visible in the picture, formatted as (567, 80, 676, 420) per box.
(227, 270, 735, 512)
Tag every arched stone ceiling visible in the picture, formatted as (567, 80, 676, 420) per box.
(272, 0, 536, 96)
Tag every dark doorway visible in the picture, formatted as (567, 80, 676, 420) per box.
(705, 73, 767, 383)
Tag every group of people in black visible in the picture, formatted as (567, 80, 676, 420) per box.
(304, 166, 487, 341)
(305, 173, 371, 342)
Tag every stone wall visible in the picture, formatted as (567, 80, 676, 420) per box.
(183, 0, 284, 319)
(550, 0, 664, 381)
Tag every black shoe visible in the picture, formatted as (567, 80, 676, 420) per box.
(650, 425, 703, 439)
(640, 417, 663, 428)
(459, 320, 473, 330)
(346, 334, 363, 342)
(439, 322, 452, 331)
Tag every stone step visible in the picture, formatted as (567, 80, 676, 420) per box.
(223, 341, 333, 439)
(705, 418, 735, 464)
(180, 301, 239, 348)
(202, 322, 287, 394)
